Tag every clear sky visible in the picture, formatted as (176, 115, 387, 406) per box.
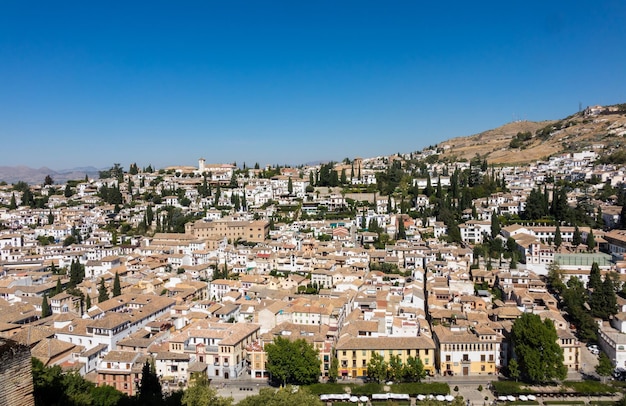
(1, 1, 625, 171)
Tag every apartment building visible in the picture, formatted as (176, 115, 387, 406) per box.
(335, 335, 436, 379)
(186, 218, 269, 243)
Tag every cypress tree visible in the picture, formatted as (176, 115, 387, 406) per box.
(491, 215, 501, 239)
(397, 217, 406, 240)
(9, 193, 17, 209)
(138, 360, 162, 404)
(98, 278, 109, 303)
(554, 224, 562, 248)
(41, 293, 52, 318)
(112, 272, 121, 297)
(85, 294, 92, 310)
(572, 225, 582, 246)
(587, 230, 596, 252)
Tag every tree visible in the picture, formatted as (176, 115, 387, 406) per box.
(287, 177, 293, 195)
(90, 384, 127, 406)
(237, 387, 323, 406)
(64, 184, 72, 198)
(265, 336, 320, 386)
(112, 272, 121, 297)
(138, 359, 162, 404)
(491, 215, 501, 239)
(397, 217, 406, 240)
(52, 278, 63, 296)
(554, 224, 562, 248)
(587, 230, 596, 252)
(401, 355, 426, 382)
(508, 358, 520, 382)
(511, 313, 567, 383)
(98, 278, 109, 303)
(572, 225, 582, 246)
(182, 373, 232, 406)
(547, 262, 565, 293)
(9, 192, 17, 209)
(366, 352, 388, 384)
(596, 352, 613, 383)
(41, 293, 52, 318)
(85, 294, 92, 310)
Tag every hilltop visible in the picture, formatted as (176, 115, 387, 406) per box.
(435, 104, 626, 165)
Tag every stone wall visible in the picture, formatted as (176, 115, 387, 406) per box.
(0, 339, 34, 406)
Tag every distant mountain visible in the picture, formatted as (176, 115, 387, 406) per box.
(0, 166, 101, 185)
(435, 104, 626, 165)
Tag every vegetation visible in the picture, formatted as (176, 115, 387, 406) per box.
(237, 386, 322, 406)
(265, 336, 321, 387)
(511, 313, 567, 383)
(181, 374, 232, 406)
(366, 352, 427, 384)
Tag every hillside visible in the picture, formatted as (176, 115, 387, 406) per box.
(436, 104, 626, 165)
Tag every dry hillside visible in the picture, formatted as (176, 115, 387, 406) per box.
(436, 104, 626, 165)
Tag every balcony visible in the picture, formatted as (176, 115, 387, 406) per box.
(461, 358, 471, 364)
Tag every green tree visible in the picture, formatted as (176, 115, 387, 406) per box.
(62, 370, 95, 405)
(182, 373, 232, 406)
(41, 293, 52, 318)
(508, 358, 520, 382)
(138, 359, 162, 404)
(562, 277, 598, 342)
(587, 230, 596, 251)
(112, 272, 121, 297)
(511, 313, 567, 383)
(90, 384, 127, 406)
(237, 387, 323, 406)
(85, 294, 92, 310)
(572, 225, 582, 246)
(287, 177, 293, 195)
(401, 355, 426, 382)
(265, 336, 320, 387)
(52, 278, 63, 296)
(596, 352, 613, 383)
(64, 184, 72, 198)
(32, 358, 69, 405)
(491, 215, 501, 239)
(98, 278, 109, 303)
(554, 224, 562, 248)
(9, 192, 17, 209)
(547, 261, 565, 293)
(366, 352, 388, 384)
(387, 354, 403, 381)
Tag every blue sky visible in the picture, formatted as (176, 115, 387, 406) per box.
(1, 1, 625, 171)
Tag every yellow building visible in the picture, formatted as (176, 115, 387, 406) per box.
(335, 336, 436, 378)
(186, 218, 269, 243)
(433, 325, 502, 376)
(558, 329, 580, 372)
